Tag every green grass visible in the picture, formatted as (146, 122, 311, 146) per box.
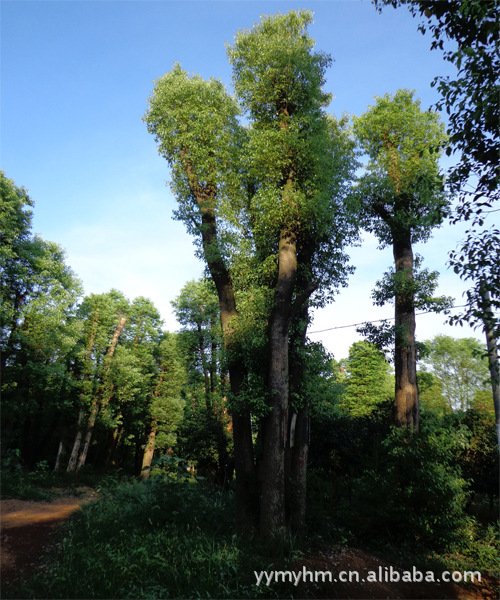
(10, 478, 282, 599)
(6, 474, 498, 599)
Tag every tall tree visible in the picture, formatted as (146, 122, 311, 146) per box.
(140, 333, 186, 479)
(171, 278, 222, 406)
(144, 65, 256, 527)
(374, 0, 500, 446)
(67, 290, 130, 471)
(227, 10, 357, 538)
(145, 11, 357, 537)
(353, 89, 448, 430)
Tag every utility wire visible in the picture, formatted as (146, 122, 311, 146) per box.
(309, 304, 469, 335)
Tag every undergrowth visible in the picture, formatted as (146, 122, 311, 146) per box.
(10, 478, 282, 599)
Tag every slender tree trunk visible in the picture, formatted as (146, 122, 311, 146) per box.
(260, 228, 297, 538)
(67, 407, 85, 471)
(67, 312, 100, 472)
(75, 397, 100, 471)
(104, 425, 122, 470)
(197, 321, 211, 398)
(75, 316, 127, 472)
(393, 234, 419, 430)
(54, 440, 65, 471)
(141, 421, 157, 479)
(480, 288, 500, 451)
(290, 406, 309, 531)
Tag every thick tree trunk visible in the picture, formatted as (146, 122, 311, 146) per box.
(288, 301, 311, 533)
(260, 229, 297, 538)
(182, 159, 256, 529)
(393, 235, 419, 430)
(290, 406, 309, 531)
(141, 422, 157, 479)
(480, 288, 500, 451)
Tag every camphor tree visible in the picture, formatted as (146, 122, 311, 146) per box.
(145, 11, 358, 537)
(67, 290, 130, 472)
(374, 0, 500, 448)
(353, 90, 448, 430)
(140, 333, 186, 479)
(227, 10, 357, 537)
(144, 63, 257, 528)
(171, 278, 222, 407)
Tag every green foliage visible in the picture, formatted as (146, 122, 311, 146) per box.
(144, 64, 244, 246)
(420, 335, 491, 411)
(375, 0, 499, 210)
(353, 89, 448, 247)
(372, 254, 454, 312)
(418, 371, 451, 417)
(338, 341, 394, 417)
(449, 228, 500, 337)
(1, 172, 84, 467)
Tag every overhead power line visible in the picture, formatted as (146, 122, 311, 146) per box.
(308, 305, 469, 335)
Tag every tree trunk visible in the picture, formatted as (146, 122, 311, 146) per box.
(104, 425, 122, 470)
(182, 156, 256, 528)
(75, 397, 100, 471)
(290, 406, 309, 531)
(54, 440, 65, 471)
(67, 407, 85, 472)
(288, 300, 311, 532)
(67, 311, 101, 472)
(393, 234, 419, 430)
(141, 422, 157, 479)
(260, 228, 297, 538)
(480, 288, 500, 451)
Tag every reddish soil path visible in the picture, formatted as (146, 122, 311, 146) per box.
(1, 488, 95, 589)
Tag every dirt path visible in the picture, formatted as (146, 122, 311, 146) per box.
(1, 488, 95, 588)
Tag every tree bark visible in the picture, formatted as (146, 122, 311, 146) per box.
(67, 407, 85, 472)
(288, 298, 312, 533)
(76, 316, 127, 472)
(54, 440, 65, 471)
(181, 150, 257, 528)
(480, 288, 500, 452)
(67, 311, 101, 472)
(141, 421, 157, 479)
(260, 228, 297, 538)
(393, 233, 419, 430)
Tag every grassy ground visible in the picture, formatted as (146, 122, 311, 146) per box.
(1, 474, 497, 599)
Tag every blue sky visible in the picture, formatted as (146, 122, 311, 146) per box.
(2, 0, 484, 359)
